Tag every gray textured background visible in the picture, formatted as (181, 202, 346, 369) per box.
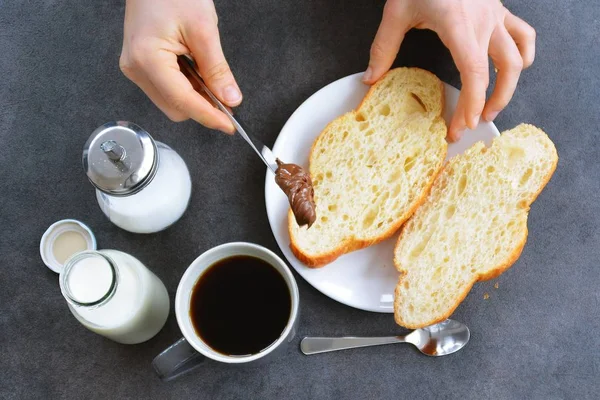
(1, 0, 599, 399)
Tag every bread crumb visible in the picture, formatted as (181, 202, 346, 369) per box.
(483, 293, 490, 300)
(494, 282, 499, 289)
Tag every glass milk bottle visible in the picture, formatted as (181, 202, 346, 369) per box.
(83, 121, 192, 234)
(59, 250, 170, 344)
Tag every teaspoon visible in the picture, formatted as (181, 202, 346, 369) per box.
(177, 54, 278, 173)
(300, 319, 470, 357)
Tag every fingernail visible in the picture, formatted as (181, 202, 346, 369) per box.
(448, 128, 464, 142)
(485, 111, 499, 122)
(362, 67, 373, 83)
(220, 123, 235, 135)
(469, 114, 481, 129)
(222, 85, 242, 104)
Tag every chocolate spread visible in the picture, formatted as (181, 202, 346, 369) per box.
(275, 159, 317, 228)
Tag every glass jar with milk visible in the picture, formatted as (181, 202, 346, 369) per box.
(59, 250, 170, 344)
(83, 121, 192, 234)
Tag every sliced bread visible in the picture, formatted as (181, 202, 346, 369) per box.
(393, 124, 558, 328)
(289, 68, 448, 267)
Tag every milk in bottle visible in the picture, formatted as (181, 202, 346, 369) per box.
(59, 250, 169, 344)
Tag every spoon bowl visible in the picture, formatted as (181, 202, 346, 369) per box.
(407, 319, 470, 356)
(300, 319, 470, 356)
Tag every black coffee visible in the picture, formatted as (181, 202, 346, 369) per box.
(190, 255, 292, 355)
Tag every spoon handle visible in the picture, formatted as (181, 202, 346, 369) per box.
(177, 55, 279, 173)
(300, 336, 406, 355)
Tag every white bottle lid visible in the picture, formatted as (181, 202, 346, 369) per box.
(40, 219, 97, 273)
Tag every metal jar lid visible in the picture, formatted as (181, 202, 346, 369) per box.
(83, 121, 158, 196)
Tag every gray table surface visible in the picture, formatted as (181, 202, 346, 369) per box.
(1, 0, 599, 399)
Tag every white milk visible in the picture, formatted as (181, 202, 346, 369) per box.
(61, 250, 170, 344)
(96, 142, 192, 234)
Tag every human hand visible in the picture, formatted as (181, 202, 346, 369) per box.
(365, 0, 536, 141)
(120, 0, 241, 133)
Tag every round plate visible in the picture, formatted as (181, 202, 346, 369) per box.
(265, 72, 499, 313)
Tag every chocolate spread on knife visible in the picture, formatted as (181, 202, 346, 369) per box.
(275, 159, 317, 228)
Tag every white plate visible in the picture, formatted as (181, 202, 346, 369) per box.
(265, 72, 499, 313)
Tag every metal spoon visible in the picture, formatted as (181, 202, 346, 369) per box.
(300, 319, 470, 356)
(177, 54, 278, 173)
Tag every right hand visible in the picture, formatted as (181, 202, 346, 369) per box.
(119, 0, 240, 133)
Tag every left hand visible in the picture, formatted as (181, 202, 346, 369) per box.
(364, 0, 536, 141)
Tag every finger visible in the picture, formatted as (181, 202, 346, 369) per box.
(178, 57, 236, 116)
(183, 21, 242, 107)
(439, 24, 489, 141)
(146, 50, 235, 133)
(131, 75, 188, 122)
(484, 27, 523, 122)
(364, 2, 412, 84)
(504, 11, 536, 68)
(120, 52, 190, 121)
(448, 88, 469, 142)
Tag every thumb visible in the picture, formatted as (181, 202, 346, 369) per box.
(364, 2, 412, 84)
(183, 21, 242, 107)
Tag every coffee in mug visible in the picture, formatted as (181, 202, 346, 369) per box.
(189, 255, 291, 355)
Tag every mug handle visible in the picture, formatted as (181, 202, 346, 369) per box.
(152, 338, 205, 381)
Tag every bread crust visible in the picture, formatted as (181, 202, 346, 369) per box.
(393, 128, 559, 328)
(288, 67, 447, 267)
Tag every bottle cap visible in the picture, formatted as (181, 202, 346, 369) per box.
(40, 219, 97, 273)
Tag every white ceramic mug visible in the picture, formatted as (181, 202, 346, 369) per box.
(152, 242, 300, 381)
